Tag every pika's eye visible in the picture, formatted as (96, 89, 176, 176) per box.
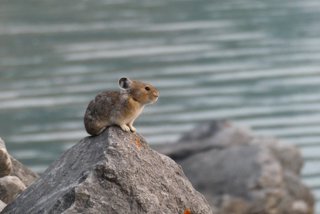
(145, 86, 150, 91)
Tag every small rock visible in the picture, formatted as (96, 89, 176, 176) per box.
(0, 200, 6, 212)
(10, 156, 38, 187)
(0, 176, 26, 204)
(0, 138, 39, 210)
(0, 138, 38, 187)
(0, 138, 12, 178)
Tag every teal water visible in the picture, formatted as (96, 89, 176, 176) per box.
(1, 0, 320, 211)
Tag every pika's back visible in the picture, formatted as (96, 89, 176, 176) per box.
(91, 91, 120, 110)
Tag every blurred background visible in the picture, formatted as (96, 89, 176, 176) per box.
(1, 0, 320, 212)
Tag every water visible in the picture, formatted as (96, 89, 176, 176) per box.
(1, 0, 320, 211)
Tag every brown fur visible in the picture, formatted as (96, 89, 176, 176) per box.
(84, 77, 159, 136)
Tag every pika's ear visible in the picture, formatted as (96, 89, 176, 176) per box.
(119, 77, 132, 89)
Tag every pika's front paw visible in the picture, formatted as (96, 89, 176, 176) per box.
(129, 125, 136, 133)
(120, 124, 131, 132)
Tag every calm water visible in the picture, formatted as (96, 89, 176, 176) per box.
(1, 0, 320, 211)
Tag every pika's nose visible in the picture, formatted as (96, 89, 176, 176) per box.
(153, 92, 159, 98)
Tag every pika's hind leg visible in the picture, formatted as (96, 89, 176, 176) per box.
(96, 127, 107, 135)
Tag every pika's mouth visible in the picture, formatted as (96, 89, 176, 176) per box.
(151, 96, 159, 104)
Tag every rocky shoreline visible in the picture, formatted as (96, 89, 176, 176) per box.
(0, 121, 315, 214)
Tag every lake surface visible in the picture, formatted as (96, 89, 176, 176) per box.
(1, 0, 320, 211)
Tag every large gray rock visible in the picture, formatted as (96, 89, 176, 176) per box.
(2, 126, 213, 214)
(155, 120, 315, 214)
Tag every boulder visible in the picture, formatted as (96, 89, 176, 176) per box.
(2, 126, 214, 214)
(154, 120, 315, 214)
(0, 138, 38, 211)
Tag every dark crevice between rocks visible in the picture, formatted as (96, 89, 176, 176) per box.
(168, 144, 224, 161)
(95, 164, 118, 184)
(49, 188, 75, 214)
(78, 171, 89, 184)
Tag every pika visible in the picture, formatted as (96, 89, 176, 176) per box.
(84, 77, 159, 136)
